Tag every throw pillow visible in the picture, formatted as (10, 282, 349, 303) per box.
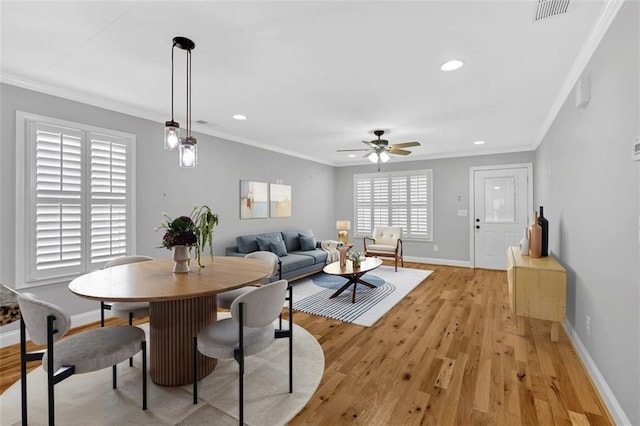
(269, 240, 288, 257)
(256, 235, 281, 252)
(299, 234, 317, 251)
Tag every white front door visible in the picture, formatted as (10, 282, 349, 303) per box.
(472, 165, 531, 270)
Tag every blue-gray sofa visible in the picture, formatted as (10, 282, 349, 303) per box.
(225, 229, 328, 282)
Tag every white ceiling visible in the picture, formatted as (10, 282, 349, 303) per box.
(1, 1, 611, 166)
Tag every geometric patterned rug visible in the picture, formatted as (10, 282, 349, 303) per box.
(293, 265, 432, 327)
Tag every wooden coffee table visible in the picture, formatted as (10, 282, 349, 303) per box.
(322, 257, 383, 303)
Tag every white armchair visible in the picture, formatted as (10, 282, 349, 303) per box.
(363, 226, 404, 271)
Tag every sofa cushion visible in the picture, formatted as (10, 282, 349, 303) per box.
(299, 234, 317, 251)
(256, 234, 282, 252)
(289, 249, 327, 264)
(236, 235, 259, 254)
(237, 232, 281, 254)
(281, 229, 313, 252)
(269, 240, 288, 257)
(279, 254, 314, 274)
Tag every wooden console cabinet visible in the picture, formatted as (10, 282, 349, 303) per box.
(506, 246, 566, 342)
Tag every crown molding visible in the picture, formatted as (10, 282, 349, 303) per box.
(0, 73, 334, 167)
(534, 0, 626, 149)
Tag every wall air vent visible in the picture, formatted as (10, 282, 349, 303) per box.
(533, 0, 570, 21)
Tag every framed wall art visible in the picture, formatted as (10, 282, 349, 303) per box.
(269, 183, 291, 218)
(240, 180, 268, 219)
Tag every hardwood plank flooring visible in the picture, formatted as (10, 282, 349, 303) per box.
(0, 263, 613, 425)
(287, 263, 613, 425)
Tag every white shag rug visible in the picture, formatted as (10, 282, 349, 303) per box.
(0, 319, 324, 426)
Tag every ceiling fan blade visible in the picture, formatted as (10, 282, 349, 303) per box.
(391, 141, 421, 149)
(337, 148, 369, 152)
(388, 148, 412, 155)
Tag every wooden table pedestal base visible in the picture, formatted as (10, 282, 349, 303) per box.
(150, 296, 218, 386)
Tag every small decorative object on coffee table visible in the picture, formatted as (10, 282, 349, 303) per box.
(346, 249, 364, 268)
(323, 257, 383, 303)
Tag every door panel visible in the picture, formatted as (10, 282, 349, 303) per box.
(473, 167, 530, 270)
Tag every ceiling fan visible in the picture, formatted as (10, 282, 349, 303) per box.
(337, 130, 421, 171)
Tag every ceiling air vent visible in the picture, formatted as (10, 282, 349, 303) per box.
(533, 0, 570, 21)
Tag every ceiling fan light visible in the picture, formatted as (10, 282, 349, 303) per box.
(164, 121, 180, 150)
(379, 151, 390, 163)
(179, 137, 198, 168)
(368, 152, 379, 163)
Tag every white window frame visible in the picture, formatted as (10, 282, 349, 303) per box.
(15, 111, 136, 288)
(353, 169, 433, 241)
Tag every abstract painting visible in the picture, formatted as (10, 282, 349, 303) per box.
(240, 180, 268, 219)
(269, 183, 292, 218)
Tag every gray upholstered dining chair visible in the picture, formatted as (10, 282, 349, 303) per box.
(216, 251, 281, 309)
(18, 292, 147, 426)
(193, 279, 293, 425)
(101, 255, 155, 327)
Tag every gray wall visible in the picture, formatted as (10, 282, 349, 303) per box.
(534, 2, 639, 423)
(335, 152, 534, 261)
(0, 83, 336, 318)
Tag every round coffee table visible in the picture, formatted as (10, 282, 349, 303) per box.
(322, 257, 383, 303)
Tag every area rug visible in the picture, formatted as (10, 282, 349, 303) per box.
(292, 265, 432, 327)
(0, 319, 324, 426)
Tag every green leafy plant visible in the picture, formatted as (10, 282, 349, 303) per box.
(346, 250, 364, 261)
(156, 204, 219, 267)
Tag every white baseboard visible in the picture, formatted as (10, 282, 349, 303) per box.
(563, 321, 632, 425)
(0, 309, 103, 348)
(404, 256, 472, 268)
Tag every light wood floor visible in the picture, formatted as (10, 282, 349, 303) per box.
(0, 263, 613, 425)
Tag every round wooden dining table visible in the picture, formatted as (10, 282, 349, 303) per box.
(68, 257, 272, 386)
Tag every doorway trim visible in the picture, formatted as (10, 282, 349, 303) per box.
(469, 162, 533, 269)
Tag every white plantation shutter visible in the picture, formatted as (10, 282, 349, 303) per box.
(90, 135, 129, 264)
(32, 123, 84, 277)
(353, 170, 432, 241)
(18, 113, 135, 286)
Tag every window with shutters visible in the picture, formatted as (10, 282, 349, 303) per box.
(16, 112, 136, 288)
(353, 170, 432, 241)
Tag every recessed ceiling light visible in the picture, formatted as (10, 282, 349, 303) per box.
(348, 154, 356, 158)
(440, 60, 464, 72)
(232, 114, 247, 120)
(474, 140, 485, 145)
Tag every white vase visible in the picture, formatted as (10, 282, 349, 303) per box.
(519, 227, 530, 256)
(172, 245, 191, 273)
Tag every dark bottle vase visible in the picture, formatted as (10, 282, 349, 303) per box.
(538, 206, 549, 256)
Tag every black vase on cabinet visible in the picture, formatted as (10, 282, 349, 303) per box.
(538, 206, 549, 256)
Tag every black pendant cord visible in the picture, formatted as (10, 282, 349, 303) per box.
(170, 43, 176, 122)
(187, 49, 192, 138)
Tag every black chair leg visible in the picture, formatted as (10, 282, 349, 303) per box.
(47, 316, 55, 426)
(193, 336, 198, 404)
(100, 302, 106, 327)
(113, 365, 117, 389)
(129, 312, 134, 367)
(20, 318, 28, 426)
(289, 285, 293, 393)
(142, 340, 147, 410)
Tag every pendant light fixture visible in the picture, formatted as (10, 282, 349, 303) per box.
(164, 36, 197, 168)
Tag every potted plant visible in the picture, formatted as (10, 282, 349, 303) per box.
(346, 249, 365, 268)
(156, 204, 219, 270)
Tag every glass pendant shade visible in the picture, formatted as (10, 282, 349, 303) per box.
(179, 137, 198, 168)
(164, 121, 180, 150)
(368, 152, 378, 163)
(379, 151, 390, 163)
